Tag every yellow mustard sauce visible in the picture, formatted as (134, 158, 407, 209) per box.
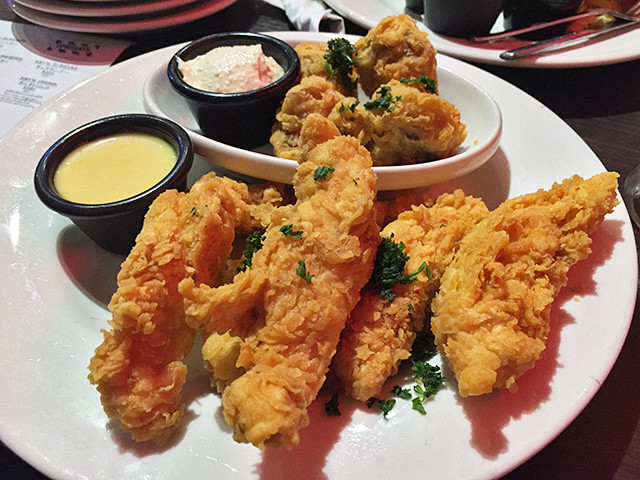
(53, 132, 177, 204)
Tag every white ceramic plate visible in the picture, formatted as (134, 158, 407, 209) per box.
(8, 0, 237, 34)
(13, 0, 202, 18)
(324, 0, 640, 67)
(143, 32, 502, 191)
(0, 34, 637, 480)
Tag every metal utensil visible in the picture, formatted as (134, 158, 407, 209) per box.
(471, 9, 611, 42)
(499, 11, 640, 60)
(473, 0, 640, 42)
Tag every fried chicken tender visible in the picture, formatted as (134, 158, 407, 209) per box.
(431, 173, 620, 397)
(179, 114, 380, 449)
(271, 75, 346, 161)
(87, 173, 251, 445)
(331, 80, 467, 165)
(333, 190, 488, 401)
(355, 14, 438, 98)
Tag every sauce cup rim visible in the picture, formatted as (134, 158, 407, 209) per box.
(34, 113, 194, 218)
(167, 31, 301, 102)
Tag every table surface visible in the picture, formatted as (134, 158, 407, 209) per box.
(1, 0, 638, 478)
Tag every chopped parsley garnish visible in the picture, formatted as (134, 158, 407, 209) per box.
(391, 385, 412, 400)
(339, 101, 360, 115)
(367, 397, 396, 418)
(296, 260, 314, 284)
(410, 329, 438, 362)
(237, 230, 265, 273)
(408, 304, 415, 312)
(363, 86, 401, 113)
(190, 206, 199, 217)
(371, 234, 431, 301)
(411, 361, 445, 398)
(324, 392, 341, 416)
(412, 395, 427, 415)
(400, 75, 438, 94)
(314, 165, 335, 181)
(280, 224, 303, 239)
(323, 38, 357, 93)
(367, 332, 444, 419)
(410, 327, 438, 362)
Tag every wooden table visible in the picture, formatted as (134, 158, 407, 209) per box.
(1, 0, 638, 478)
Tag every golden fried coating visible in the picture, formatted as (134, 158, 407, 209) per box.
(87, 173, 251, 445)
(271, 75, 346, 161)
(333, 190, 488, 401)
(180, 114, 380, 449)
(431, 173, 620, 397)
(355, 14, 438, 98)
(202, 331, 245, 393)
(274, 78, 466, 166)
(360, 80, 467, 165)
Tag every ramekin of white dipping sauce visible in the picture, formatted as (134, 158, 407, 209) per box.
(168, 32, 300, 149)
(34, 114, 193, 253)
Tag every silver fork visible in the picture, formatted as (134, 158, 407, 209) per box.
(472, 1, 640, 43)
(497, 3, 640, 59)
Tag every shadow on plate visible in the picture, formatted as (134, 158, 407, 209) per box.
(460, 218, 624, 459)
(256, 374, 356, 480)
(391, 146, 511, 210)
(56, 225, 123, 308)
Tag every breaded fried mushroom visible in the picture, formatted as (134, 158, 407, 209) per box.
(355, 14, 438, 98)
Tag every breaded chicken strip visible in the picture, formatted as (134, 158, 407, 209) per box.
(333, 190, 488, 401)
(180, 115, 380, 449)
(271, 75, 346, 161)
(355, 14, 438, 98)
(87, 173, 251, 445)
(431, 173, 620, 397)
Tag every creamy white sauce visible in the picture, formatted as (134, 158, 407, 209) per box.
(178, 44, 284, 93)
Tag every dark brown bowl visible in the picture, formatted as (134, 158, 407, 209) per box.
(167, 32, 300, 149)
(34, 114, 193, 254)
(423, 0, 504, 37)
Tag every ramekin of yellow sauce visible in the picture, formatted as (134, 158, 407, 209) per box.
(34, 114, 193, 253)
(54, 132, 178, 205)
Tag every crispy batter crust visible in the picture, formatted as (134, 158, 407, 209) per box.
(431, 173, 620, 397)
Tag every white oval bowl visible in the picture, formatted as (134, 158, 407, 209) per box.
(143, 31, 502, 190)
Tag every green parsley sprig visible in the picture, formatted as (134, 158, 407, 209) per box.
(314, 165, 335, 181)
(237, 230, 265, 273)
(367, 397, 396, 418)
(400, 75, 438, 94)
(296, 260, 314, 284)
(371, 234, 431, 301)
(323, 38, 357, 93)
(280, 224, 303, 239)
(363, 86, 401, 113)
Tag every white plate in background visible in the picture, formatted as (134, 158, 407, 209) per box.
(9, 0, 236, 33)
(13, 0, 202, 18)
(324, 0, 640, 67)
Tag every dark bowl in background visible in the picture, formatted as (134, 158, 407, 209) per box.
(503, 0, 584, 34)
(34, 114, 194, 254)
(423, 0, 504, 37)
(167, 32, 300, 149)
